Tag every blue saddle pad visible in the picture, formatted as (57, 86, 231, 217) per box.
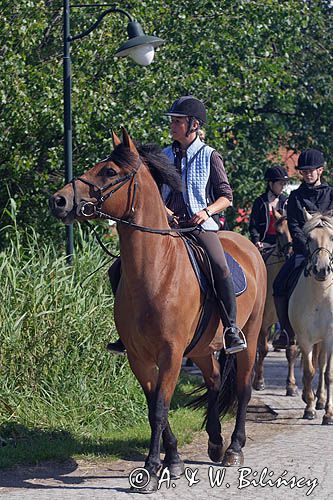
(185, 238, 247, 296)
(225, 252, 247, 296)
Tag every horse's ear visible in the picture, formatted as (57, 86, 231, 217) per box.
(303, 208, 313, 222)
(111, 130, 121, 148)
(122, 127, 137, 153)
(272, 207, 282, 220)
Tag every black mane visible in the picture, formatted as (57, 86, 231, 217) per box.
(107, 142, 182, 192)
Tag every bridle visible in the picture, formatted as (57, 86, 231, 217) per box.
(264, 216, 292, 265)
(305, 244, 333, 278)
(71, 156, 198, 236)
(72, 157, 141, 218)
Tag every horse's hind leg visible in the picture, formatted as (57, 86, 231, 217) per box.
(253, 325, 269, 391)
(193, 355, 223, 463)
(286, 344, 298, 396)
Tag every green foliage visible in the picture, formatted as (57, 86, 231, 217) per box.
(0, 223, 148, 434)
(0, 222, 206, 467)
(1, 0, 333, 235)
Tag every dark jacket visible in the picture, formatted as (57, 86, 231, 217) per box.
(287, 182, 333, 256)
(249, 192, 288, 244)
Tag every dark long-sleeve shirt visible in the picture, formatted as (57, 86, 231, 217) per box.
(287, 182, 333, 255)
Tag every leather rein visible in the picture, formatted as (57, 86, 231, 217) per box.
(71, 157, 199, 237)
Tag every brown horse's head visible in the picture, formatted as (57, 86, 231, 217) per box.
(50, 129, 182, 226)
(272, 207, 292, 258)
(49, 128, 140, 224)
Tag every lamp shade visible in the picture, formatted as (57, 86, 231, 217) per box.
(115, 21, 164, 66)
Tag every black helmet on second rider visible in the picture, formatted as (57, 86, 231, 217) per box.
(166, 96, 206, 136)
(264, 165, 289, 182)
(296, 149, 325, 170)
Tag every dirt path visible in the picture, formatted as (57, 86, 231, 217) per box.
(0, 349, 332, 499)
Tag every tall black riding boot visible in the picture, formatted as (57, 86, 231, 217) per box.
(106, 258, 126, 355)
(272, 295, 296, 349)
(218, 274, 247, 355)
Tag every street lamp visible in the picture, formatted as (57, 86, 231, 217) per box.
(63, 1, 165, 263)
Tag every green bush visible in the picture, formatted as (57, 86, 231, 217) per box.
(0, 223, 148, 437)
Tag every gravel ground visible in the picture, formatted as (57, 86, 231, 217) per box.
(0, 348, 332, 499)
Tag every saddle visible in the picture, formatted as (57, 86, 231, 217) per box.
(183, 234, 247, 296)
(181, 234, 247, 356)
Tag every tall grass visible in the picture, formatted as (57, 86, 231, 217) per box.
(0, 222, 148, 437)
(0, 221, 204, 468)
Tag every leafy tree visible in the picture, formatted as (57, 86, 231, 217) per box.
(1, 0, 332, 240)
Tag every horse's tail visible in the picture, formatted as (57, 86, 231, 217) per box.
(216, 350, 238, 419)
(186, 351, 238, 425)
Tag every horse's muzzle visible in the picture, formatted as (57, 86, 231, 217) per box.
(49, 194, 72, 220)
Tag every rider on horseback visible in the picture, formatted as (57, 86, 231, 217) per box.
(249, 165, 289, 253)
(107, 96, 247, 355)
(273, 148, 333, 349)
(161, 96, 247, 355)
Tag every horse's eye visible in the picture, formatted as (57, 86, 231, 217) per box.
(104, 168, 117, 177)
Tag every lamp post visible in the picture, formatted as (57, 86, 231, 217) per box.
(63, 1, 164, 263)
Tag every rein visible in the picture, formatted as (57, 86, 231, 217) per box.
(72, 156, 199, 238)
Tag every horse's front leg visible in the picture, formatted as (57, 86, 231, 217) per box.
(145, 391, 168, 474)
(136, 350, 184, 492)
(301, 350, 316, 420)
(162, 420, 184, 478)
(253, 325, 269, 391)
(286, 344, 298, 396)
(194, 355, 224, 463)
(322, 347, 333, 425)
(315, 343, 327, 410)
(222, 348, 255, 467)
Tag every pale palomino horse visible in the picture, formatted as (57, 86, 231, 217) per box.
(253, 209, 298, 395)
(289, 211, 333, 424)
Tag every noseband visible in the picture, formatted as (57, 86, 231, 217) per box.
(72, 157, 141, 218)
(305, 245, 333, 278)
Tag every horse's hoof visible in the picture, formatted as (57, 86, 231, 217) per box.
(322, 415, 333, 425)
(208, 440, 223, 463)
(316, 401, 325, 410)
(303, 409, 316, 420)
(253, 381, 265, 391)
(162, 461, 185, 479)
(286, 386, 298, 397)
(130, 472, 159, 494)
(221, 449, 244, 467)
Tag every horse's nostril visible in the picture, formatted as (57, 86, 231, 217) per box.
(54, 196, 67, 208)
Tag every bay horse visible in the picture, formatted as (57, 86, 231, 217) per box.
(50, 129, 266, 492)
(289, 211, 333, 424)
(253, 210, 298, 396)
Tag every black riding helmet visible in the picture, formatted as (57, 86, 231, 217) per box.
(297, 149, 325, 170)
(165, 96, 206, 136)
(264, 165, 289, 182)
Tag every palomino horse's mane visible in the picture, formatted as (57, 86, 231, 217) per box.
(105, 142, 183, 193)
(303, 211, 333, 235)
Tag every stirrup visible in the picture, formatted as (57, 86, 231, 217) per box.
(106, 341, 127, 356)
(223, 326, 247, 355)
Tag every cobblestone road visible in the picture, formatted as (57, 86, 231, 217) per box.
(1, 349, 332, 499)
